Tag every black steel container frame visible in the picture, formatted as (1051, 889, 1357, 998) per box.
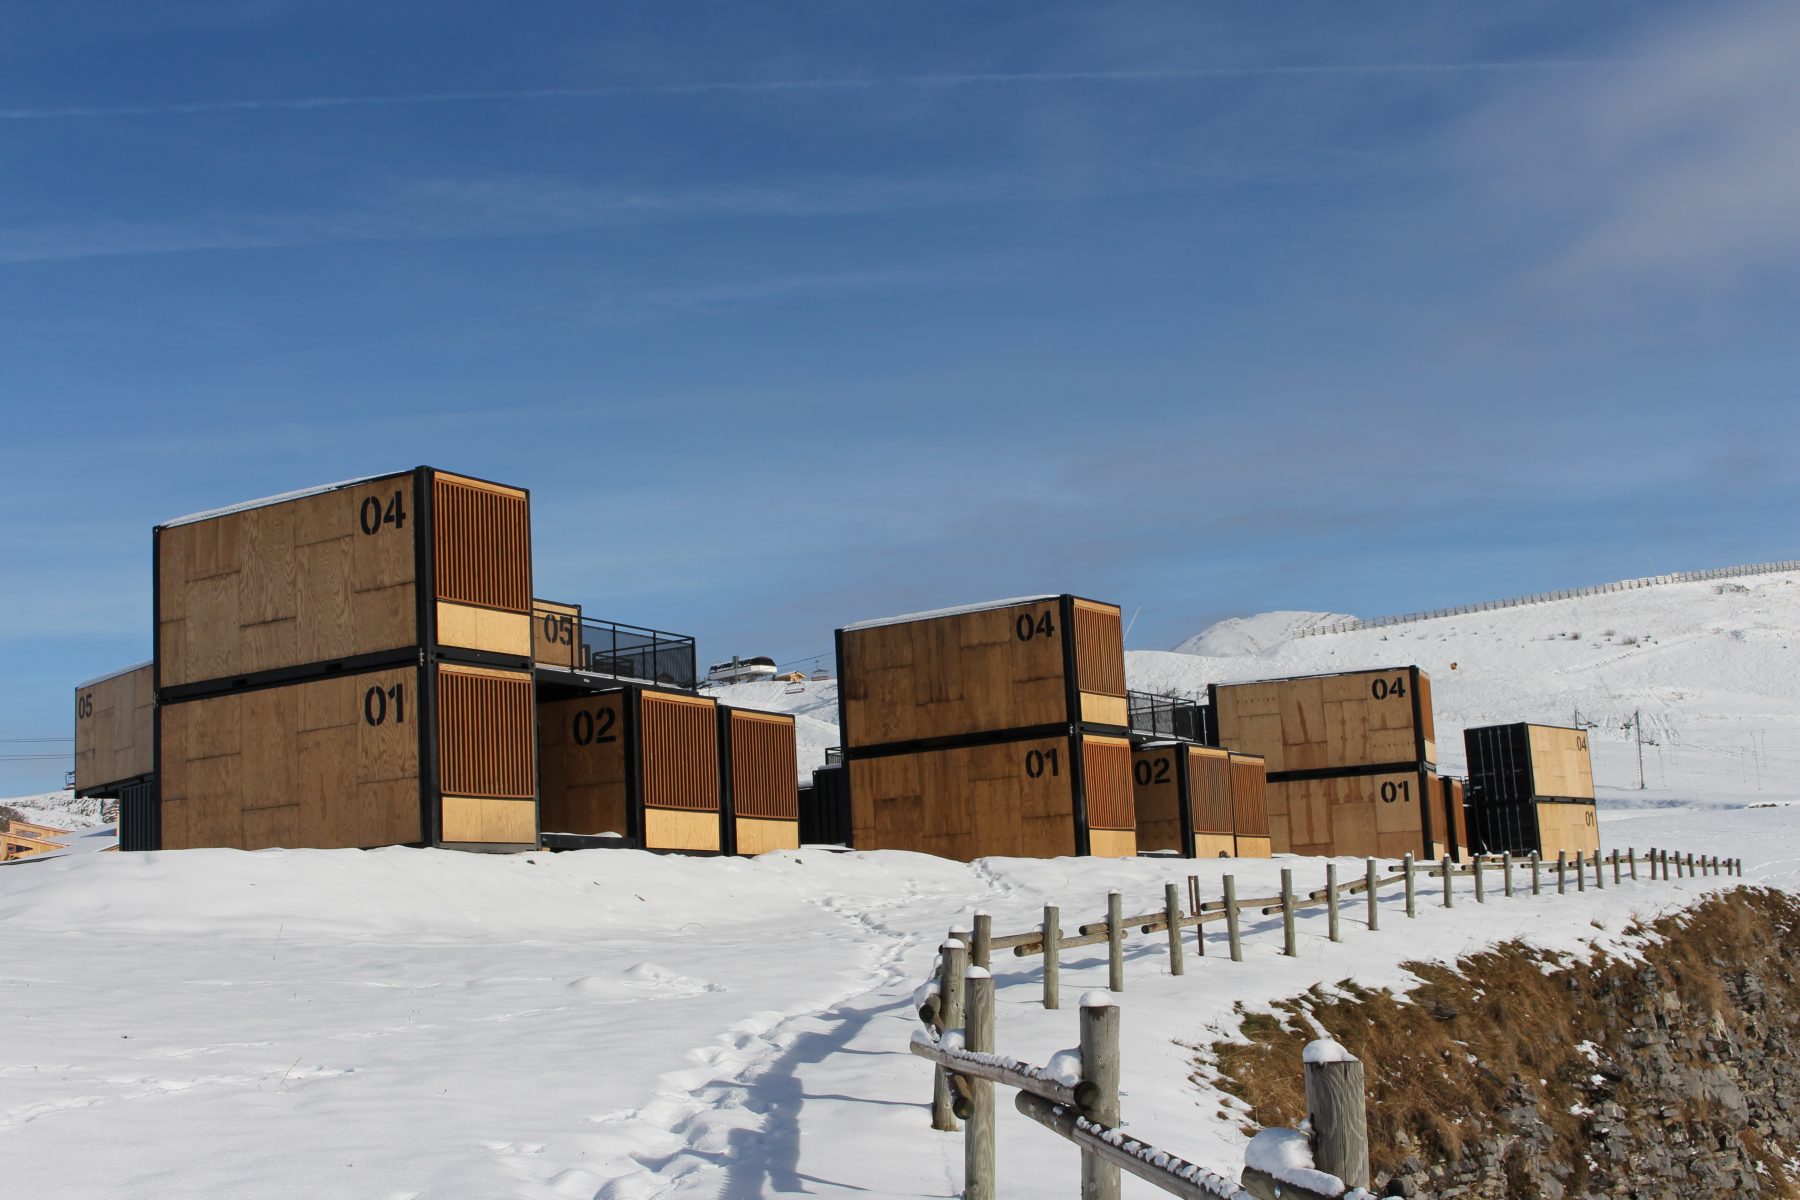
(1463, 723, 1595, 857)
(799, 763, 854, 847)
(148, 466, 539, 853)
(1126, 691, 1216, 747)
(532, 607, 699, 692)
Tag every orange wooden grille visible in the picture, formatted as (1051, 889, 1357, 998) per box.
(433, 477, 530, 612)
(1082, 738, 1134, 831)
(1073, 604, 1126, 698)
(730, 712, 798, 820)
(1230, 758, 1270, 837)
(642, 694, 719, 812)
(1189, 752, 1235, 836)
(437, 669, 535, 799)
(1445, 779, 1468, 846)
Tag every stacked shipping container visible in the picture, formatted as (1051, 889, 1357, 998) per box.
(1463, 723, 1599, 860)
(835, 596, 1136, 860)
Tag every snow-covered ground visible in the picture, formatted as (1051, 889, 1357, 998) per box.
(717, 570, 1800, 807)
(0, 804, 1777, 1200)
(5, 569, 1794, 1196)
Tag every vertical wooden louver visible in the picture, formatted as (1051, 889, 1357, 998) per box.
(730, 712, 798, 820)
(1189, 750, 1235, 836)
(642, 693, 719, 811)
(1073, 601, 1126, 699)
(433, 475, 530, 613)
(1081, 736, 1134, 831)
(437, 667, 535, 799)
(1230, 756, 1270, 838)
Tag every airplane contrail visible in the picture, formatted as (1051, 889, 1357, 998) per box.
(0, 61, 1606, 121)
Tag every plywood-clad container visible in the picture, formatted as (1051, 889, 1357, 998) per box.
(720, 707, 800, 855)
(73, 663, 155, 795)
(532, 599, 583, 670)
(156, 468, 533, 695)
(537, 685, 722, 852)
(848, 731, 1134, 862)
(157, 661, 536, 851)
(1132, 742, 1234, 857)
(1463, 723, 1599, 859)
(1229, 753, 1272, 858)
(1267, 767, 1433, 860)
(836, 595, 1128, 751)
(1432, 775, 1471, 862)
(1209, 667, 1435, 774)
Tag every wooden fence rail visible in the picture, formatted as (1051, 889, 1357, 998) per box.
(913, 844, 1744, 1199)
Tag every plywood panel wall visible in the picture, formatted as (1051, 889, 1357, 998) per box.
(1213, 669, 1431, 773)
(1527, 726, 1595, 800)
(848, 734, 1079, 861)
(1130, 745, 1184, 853)
(1267, 768, 1429, 860)
(73, 665, 154, 792)
(537, 692, 630, 836)
(1535, 802, 1600, 858)
(158, 666, 422, 850)
(157, 474, 418, 689)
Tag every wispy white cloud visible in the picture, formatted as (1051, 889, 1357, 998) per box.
(1457, 0, 1800, 292)
(0, 61, 1605, 122)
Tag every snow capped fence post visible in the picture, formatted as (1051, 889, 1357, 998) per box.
(1225, 874, 1244, 961)
(972, 912, 992, 972)
(933, 936, 969, 1131)
(1557, 851, 1568, 895)
(964, 968, 996, 1200)
(1442, 855, 1454, 909)
(1326, 863, 1341, 942)
(1281, 869, 1297, 957)
(1303, 1038, 1371, 1191)
(1079, 994, 1122, 1200)
(1164, 884, 1185, 976)
(1365, 859, 1379, 931)
(1042, 905, 1060, 1010)
(1404, 854, 1417, 918)
(1106, 892, 1125, 993)
(1503, 851, 1514, 898)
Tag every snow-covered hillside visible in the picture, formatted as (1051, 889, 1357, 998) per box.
(2, 790, 106, 829)
(722, 570, 1800, 808)
(0, 810, 1774, 1200)
(1132, 570, 1800, 809)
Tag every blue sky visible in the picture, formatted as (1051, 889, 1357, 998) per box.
(4, 1, 1798, 792)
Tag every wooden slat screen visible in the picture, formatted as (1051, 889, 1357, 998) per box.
(643, 694, 719, 812)
(433, 476, 530, 612)
(438, 668, 535, 799)
(1082, 737, 1134, 831)
(730, 712, 798, 820)
(1188, 750, 1235, 836)
(1073, 602, 1126, 698)
(1446, 778, 1469, 847)
(1230, 756, 1270, 837)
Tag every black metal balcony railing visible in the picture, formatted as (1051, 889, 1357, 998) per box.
(533, 607, 698, 691)
(1126, 690, 1216, 745)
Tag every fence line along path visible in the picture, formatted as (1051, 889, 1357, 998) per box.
(912, 843, 1742, 1200)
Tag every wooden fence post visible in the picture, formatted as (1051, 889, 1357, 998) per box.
(1503, 851, 1514, 898)
(1304, 1040, 1371, 1191)
(1080, 994, 1121, 1200)
(1043, 905, 1060, 1010)
(1593, 850, 1603, 889)
(1189, 876, 1203, 955)
(1612, 849, 1621, 886)
(1629, 847, 1637, 881)
(1576, 851, 1586, 893)
(933, 936, 969, 1131)
(965, 968, 995, 1200)
(1531, 851, 1541, 895)
(1225, 875, 1243, 962)
(1365, 859, 1379, 931)
(1557, 851, 1568, 895)
(1404, 854, 1417, 918)
(1688, 852, 1696, 877)
(972, 912, 992, 971)
(1327, 863, 1341, 943)
(1442, 855, 1454, 909)
(1281, 869, 1297, 957)
(1164, 883, 1185, 975)
(1473, 855, 1485, 903)
(1107, 891, 1124, 993)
